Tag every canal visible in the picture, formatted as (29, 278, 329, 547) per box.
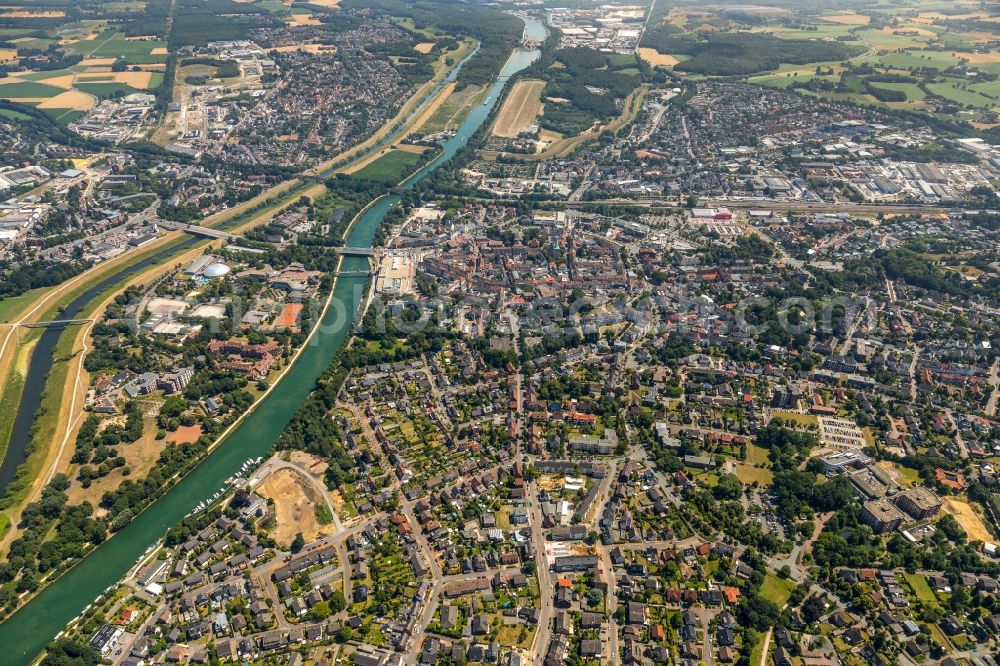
(0, 15, 545, 664)
(0, 237, 199, 496)
(0, 27, 488, 496)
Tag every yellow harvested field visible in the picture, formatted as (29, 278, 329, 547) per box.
(273, 43, 337, 54)
(2, 97, 46, 104)
(79, 57, 116, 67)
(306, 0, 340, 6)
(414, 42, 435, 54)
(113, 71, 154, 88)
(638, 47, 679, 67)
(288, 13, 321, 26)
(151, 47, 168, 55)
(75, 71, 155, 87)
(0, 10, 64, 17)
(820, 12, 870, 25)
(492, 78, 545, 138)
(0, 48, 16, 62)
(38, 90, 95, 110)
(257, 468, 335, 547)
(943, 497, 994, 542)
(878, 25, 935, 38)
(961, 51, 1000, 63)
(39, 74, 75, 89)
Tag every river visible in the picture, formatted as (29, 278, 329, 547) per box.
(0, 15, 545, 664)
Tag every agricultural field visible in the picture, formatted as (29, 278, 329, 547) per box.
(0, 20, 169, 121)
(640, 0, 1000, 117)
(491, 79, 545, 138)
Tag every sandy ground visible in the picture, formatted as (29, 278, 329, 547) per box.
(167, 424, 204, 444)
(288, 451, 329, 476)
(38, 90, 95, 110)
(257, 468, 334, 547)
(414, 42, 435, 54)
(820, 12, 870, 25)
(943, 497, 995, 542)
(638, 48, 679, 67)
(537, 474, 564, 492)
(492, 79, 545, 138)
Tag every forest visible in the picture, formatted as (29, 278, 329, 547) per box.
(520, 46, 644, 136)
(345, 0, 523, 90)
(650, 32, 858, 76)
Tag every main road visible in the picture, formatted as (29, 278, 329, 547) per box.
(0, 15, 547, 665)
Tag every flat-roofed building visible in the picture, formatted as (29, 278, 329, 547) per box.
(860, 499, 904, 534)
(893, 487, 942, 520)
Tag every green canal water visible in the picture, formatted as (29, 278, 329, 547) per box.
(0, 15, 545, 664)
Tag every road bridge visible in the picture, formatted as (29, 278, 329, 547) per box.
(20, 319, 93, 328)
(333, 246, 374, 257)
(156, 220, 240, 241)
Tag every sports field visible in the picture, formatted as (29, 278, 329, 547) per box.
(491, 79, 545, 138)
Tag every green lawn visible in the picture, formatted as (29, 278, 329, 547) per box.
(353, 149, 426, 183)
(0, 288, 48, 323)
(903, 572, 940, 608)
(760, 574, 794, 606)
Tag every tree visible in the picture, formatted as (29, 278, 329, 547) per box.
(328, 590, 346, 613)
(41, 639, 102, 666)
(290, 532, 305, 553)
(713, 474, 743, 501)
